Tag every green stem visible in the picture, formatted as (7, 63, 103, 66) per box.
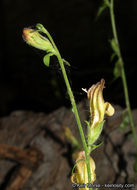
(109, 0, 137, 147)
(46, 30, 92, 189)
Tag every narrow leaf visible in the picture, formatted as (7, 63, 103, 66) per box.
(62, 59, 71, 66)
(110, 53, 116, 62)
(96, 4, 108, 19)
(110, 38, 119, 55)
(113, 59, 121, 79)
(91, 142, 103, 151)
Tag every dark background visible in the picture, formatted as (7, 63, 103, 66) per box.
(0, 0, 137, 116)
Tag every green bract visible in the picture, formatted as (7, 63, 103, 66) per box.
(88, 121, 105, 146)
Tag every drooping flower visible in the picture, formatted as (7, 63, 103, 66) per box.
(88, 79, 114, 127)
(71, 151, 96, 190)
(87, 79, 115, 145)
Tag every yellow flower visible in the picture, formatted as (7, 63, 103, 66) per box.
(88, 79, 114, 127)
(87, 79, 115, 145)
(71, 151, 96, 190)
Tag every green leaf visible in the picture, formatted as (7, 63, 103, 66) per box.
(113, 59, 121, 79)
(43, 54, 50, 67)
(62, 59, 71, 66)
(96, 3, 108, 19)
(110, 38, 119, 56)
(96, 0, 110, 20)
(91, 142, 103, 151)
(43, 53, 54, 67)
(110, 53, 116, 62)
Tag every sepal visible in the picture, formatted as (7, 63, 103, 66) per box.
(88, 121, 105, 146)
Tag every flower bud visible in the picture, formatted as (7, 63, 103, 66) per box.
(22, 28, 56, 53)
(71, 151, 96, 190)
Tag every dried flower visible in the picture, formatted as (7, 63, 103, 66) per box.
(71, 151, 96, 190)
(87, 79, 115, 145)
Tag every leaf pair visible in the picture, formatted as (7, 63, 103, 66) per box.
(110, 38, 122, 79)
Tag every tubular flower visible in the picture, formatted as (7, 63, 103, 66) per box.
(22, 28, 56, 53)
(87, 79, 115, 145)
(71, 151, 96, 190)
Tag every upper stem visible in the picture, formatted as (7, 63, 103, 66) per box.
(109, 0, 137, 147)
(46, 30, 92, 189)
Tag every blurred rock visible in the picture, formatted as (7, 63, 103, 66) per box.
(0, 102, 136, 190)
